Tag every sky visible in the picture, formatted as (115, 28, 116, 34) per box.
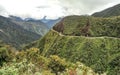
(0, 0, 120, 19)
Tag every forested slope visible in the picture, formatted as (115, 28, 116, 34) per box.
(26, 16, 120, 75)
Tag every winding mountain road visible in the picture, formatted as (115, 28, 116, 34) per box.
(52, 29, 120, 39)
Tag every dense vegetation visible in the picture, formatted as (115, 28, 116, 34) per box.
(0, 43, 97, 75)
(0, 16, 41, 49)
(92, 4, 120, 17)
(26, 15, 120, 75)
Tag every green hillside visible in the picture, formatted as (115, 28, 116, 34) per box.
(0, 44, 98, 75)
(0, 41, 97, 75)
(26, 16, 120, 75)
(53, 15, 120, 37)
(92, 4, 120, 17)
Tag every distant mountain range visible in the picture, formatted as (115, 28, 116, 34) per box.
(0, 15, 41, 49)
(9, 15, 61, 33)
(9, 15, 49, 36)
(92, 4, 120, 17)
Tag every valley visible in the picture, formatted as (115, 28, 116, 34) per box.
(0, 2, 120, 75)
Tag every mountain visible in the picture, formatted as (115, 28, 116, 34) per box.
(25, 15, 120, 75)
(9, 15, 49, 36)
(92, 4, 120, 17)
(0, 15, 40, 49)
(40, 16, 62, 28)
(8, 15, 23, 21)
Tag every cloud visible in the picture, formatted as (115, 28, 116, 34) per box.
(37, 6, 50, 9)
(0, 5, 5, 13)
(58, 0, 120, 15)
(0, 5, 8, 16)
(0, 0, 120, 19)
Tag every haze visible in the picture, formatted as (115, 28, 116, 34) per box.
(0, 0, 120, 19)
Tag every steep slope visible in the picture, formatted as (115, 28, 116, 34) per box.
(9, 15, 49, 36)
(0, 16, 40, 49)
(92, 4, 120, 17)
(26, 16, 120, 75)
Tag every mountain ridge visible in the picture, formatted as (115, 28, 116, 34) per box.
(92, 3, 120, 17)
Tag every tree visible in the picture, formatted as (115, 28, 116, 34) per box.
(48, 55, 67, 75)
(0, 47, 9, 66)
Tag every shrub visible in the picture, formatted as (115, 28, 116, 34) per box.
(48, 55, 67, 75)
